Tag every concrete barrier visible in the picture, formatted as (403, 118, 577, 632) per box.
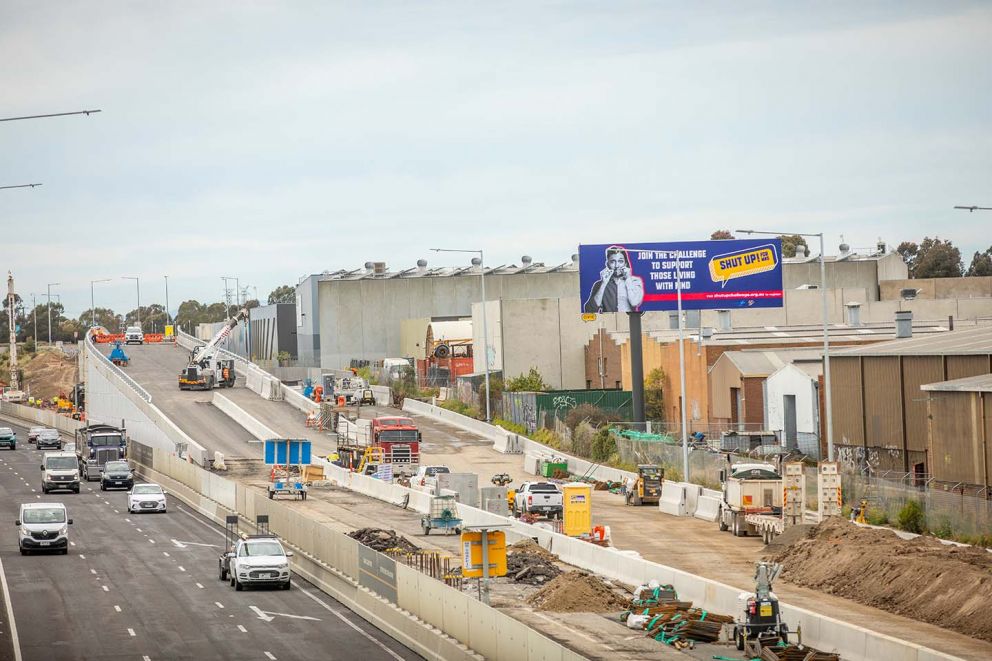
(371, 385, 391, 406)
(658, 481, 687, 517)
(693, 495, 721, 522)
(212, 392, 278, 440)
(683, 482, 702, 517)
(0, 402, 85, 435)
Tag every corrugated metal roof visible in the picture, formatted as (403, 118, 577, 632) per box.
(921, 373, 992, 393)
(717, 349, 825, 377)
(304, 259, 578, 281)
(834, 325, 992, 357)
(646, 321, 952, 347)
(428, 320, 473, 342)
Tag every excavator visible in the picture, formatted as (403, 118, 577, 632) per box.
(178, 308, 247, 391)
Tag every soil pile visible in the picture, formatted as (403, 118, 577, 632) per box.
(349, 528, 420, 553)
(21, 350, 79, 400)
(527, 571, 631, 613)
(508, 538, 558, 561)
(506, 553, 560, 586)
(767, 517, 992, 642)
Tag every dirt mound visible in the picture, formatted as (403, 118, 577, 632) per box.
(527, 571, 631, 613)
(506, 552, 560, 585)
(768, 517, 992, 642)
(348, 528, 420, 553)
(20, 349, 78, 401)
(508, 538, 558, 562)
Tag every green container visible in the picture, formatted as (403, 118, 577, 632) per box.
(541, 461, 568, 478)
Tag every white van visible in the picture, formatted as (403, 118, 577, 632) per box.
(17, 502, 73, 555)
(41, 451, 81, 494)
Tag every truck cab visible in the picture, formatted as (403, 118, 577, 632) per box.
(719, 461, 783, 537)
(75, 422, 127, 481)
(370, 416, 421, 476)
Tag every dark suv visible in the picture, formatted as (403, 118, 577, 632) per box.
(36, 430, 61, 451)
(100, 460, 134, 491)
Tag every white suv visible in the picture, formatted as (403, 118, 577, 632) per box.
(17, 502, 73, 555)
(225, 535, 293, 591)
(124, 326, 144, 345)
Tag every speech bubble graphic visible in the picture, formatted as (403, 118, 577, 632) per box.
(709, 244, 778, 288)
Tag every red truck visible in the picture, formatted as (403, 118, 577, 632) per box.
(370, 416, 421, 476)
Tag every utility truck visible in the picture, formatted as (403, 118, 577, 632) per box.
(179, 308, 246, 390)
(718, 460, 783, 537)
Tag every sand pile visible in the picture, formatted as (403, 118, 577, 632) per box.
(527, 571, 631, 613)
(21, 350, 78, 400)
(508, 538, 558, 561)
(768, 517, 992, 642)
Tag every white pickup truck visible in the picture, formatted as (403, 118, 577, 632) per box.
(514, 482, 563, 519)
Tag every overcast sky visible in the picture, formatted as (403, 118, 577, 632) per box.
(2, 1, 990, 317)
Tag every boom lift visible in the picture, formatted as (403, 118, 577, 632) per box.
(179, 308, 247, 391)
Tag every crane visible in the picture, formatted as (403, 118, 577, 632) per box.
(178, 307, 249, 391)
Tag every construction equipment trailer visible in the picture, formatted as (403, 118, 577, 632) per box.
(179, 308, 247, 391)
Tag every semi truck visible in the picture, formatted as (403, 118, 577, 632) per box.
(718, 460, 783, 537)
(75, 421, 127, 481)
(369, 416, 421, 476)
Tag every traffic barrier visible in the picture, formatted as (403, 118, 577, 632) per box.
(683, 482, 702, 517)
(658, 481, 687, 517)
(694, 495, 721, 522)
(212, 393, 278, 441)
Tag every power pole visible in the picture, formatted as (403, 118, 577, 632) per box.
(7, 273, 18, 391)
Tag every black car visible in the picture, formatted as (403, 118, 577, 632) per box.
(36, 430, 62, 451)
(100, 460, 134, 491)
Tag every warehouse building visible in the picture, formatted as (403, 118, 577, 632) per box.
(829, 325, 992, 476)
(921, 374, 992, 492)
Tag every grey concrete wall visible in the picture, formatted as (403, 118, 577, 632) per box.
(881, 276, 992, 301)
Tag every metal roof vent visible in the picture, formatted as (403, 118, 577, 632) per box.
(470, 257, 482, 269)
(571, 253, 579, 264)
(372, 261, 386, 275)
(901, 288, 919, 300)
(717, 309, 732, 331)
(363, 261, 374, 273)
(846, 302, 862, 327)
(520, 255, 532, 267)
(895, 311, 913, 338)
(416, 259, 428, 273)
(700, 327, 714, 340)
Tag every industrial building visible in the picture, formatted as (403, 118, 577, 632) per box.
(829, 325, 992, 476)
(248, 302, 297, 362)
(764, 359, 824, 449)
(921, 374, 992, 491)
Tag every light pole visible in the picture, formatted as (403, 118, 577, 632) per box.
(738, 229, 834, 461)
(90, 278, 111, 327)
(953, 205, 992, 212)
(122, 276, 140, 326)
(0, 183, 42, 190)
(29, 294, 37, 345)
(432, 248, 492, 422)
(164, 275, 171, 326)
(0, 109, 101, 122)
(46, 283, 60, 345)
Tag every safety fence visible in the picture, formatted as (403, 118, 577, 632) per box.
(133, 441, 584, 661)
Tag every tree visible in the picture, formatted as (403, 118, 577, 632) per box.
(77, 307, 122, 331)
(901, 237, 963, 278)
(966, 248, 992, 277)
(267, 285, 296, 304)
(778, 234, 809, 258)
(710, 230, 734, 240)
(124, 304, 169, 332)
(644, 367, 666, 421)
(505, 367, 549, 392)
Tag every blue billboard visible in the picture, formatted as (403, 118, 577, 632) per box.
(578, 239, 784, 313)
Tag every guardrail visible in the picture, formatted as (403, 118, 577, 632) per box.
(86, 331, 153, 403)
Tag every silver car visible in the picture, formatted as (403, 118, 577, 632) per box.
(36, 429, 61, 451)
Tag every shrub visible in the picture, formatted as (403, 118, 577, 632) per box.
(505, 368, 548, 392)
(896, 499, 926, 534)
(866, 508, 889, 526)
(493, 418, 526, 435)
(590, 427, 617, 463)
(439, 399, 480, 419)
(572, 421, 596, 458)
(932, 516, 953, 539)
(644, 368, 666, 421)
(531, 428, 561, 450)
(477, 376, 503, 415)
(564, 403, 619, 433)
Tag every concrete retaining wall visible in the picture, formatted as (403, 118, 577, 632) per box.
(212, 393, 278, 441)
(0, 402, 85, 435)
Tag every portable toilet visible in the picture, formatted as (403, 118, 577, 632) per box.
(561, 482, 593, 537)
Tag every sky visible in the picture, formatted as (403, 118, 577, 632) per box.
(1, 1, 990, 317)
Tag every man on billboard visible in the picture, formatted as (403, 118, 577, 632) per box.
(583, 245, 644, 313)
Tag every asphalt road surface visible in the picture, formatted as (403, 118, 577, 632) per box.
(0, 418, 420, 661)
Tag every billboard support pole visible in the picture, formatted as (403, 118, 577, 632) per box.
(628, 312, 645, 424)
(677, 264, 690, 482)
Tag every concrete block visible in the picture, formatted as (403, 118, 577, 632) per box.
(694, 495, 721, 522)
(658, 481, 687, 517)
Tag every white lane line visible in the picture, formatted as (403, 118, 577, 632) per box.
(114, 605, 122, 613)
(264, 653, 276, 661)
(215, 602, 224, 609)
(114, 509, 119, 514)
(90, 569, 97, 575)
(79, 554, 86, 560)
(69, 541, 75, 547)
(136, 528, 142, 533)
(127, 628, 136, 637)
(143, 657, 150, 661)
(101, 586, 109, 592)
(162, 551, 170, 557)
(195, 582, 204, 589)
(178, 566, 186, 572)
(30, 489, 35, 493)
(148, 539, 156, 544)
(297, 585, 404, 660)
(237, 625, 247, 633)
(0, 556, 23, 661)
(35, 495, 40, 499)
(125, 518, 131, 523)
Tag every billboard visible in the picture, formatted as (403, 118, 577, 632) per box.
(578, 239, 784, 313)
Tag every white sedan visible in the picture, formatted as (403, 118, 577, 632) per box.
(127, 483, 167, 513)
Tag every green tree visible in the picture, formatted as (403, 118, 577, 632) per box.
(77, 307, 122, 331)
(897, 241, 919, 274)
(267, 285, 296, 304)
(912, 237, 963, 278)
(644, 368, 666, 421)
(505, 367, 549, 392)
(778, 234, 809, 258)
(710, 230, 734, 240)
(124, 304, 169, 332)
(966, 248, 992, 277)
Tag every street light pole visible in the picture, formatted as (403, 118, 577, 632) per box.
(90, 278, 111, 327)
(432, 248, 492, 422)
(123, 277, 140, 326)
(46, 283, 60, 345)
(164, 275, 171, 325)
(0, 183, 42, 190)
(737, 229, 834, 461)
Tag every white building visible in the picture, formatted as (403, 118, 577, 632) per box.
(764, 360, 824, 453)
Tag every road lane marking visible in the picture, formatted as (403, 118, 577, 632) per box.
(143, 657, 150, 661)
(102, 586, 109, 592)
(237, 625, 247, 633)
(178, 566, 186, 572)
(297, 585, 404, 660)
(114, 605, 121, 613)
(114, 509, 119, 514)
(195, 583, 204, 589)
(149, 539, 156, 544)
(264, 653, 276, 660)
(171, 539, 219, 549)
(0, 557, 23, 661)
(69, 541, 75, 546)
(136, 528, 142, 533)
(79, 554, 86, 559)
(250, 606, 320, 622)
(162, 552, 170, 557)
(125, 518, 131, 523)
(175, 505, 227, 538)
(127, 628, 136, 637)
(90, 569, 97, 575)
(215, 602, 224, 609)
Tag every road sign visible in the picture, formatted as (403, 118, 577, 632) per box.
(263, 439, 312, 465)
(581, 313, 597, 322)
(460, 530, 507, 578)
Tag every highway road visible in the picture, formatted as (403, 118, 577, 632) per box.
(0, 418, 420, 661)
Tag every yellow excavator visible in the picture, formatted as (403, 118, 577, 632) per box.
(625, 464, 664, 506)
